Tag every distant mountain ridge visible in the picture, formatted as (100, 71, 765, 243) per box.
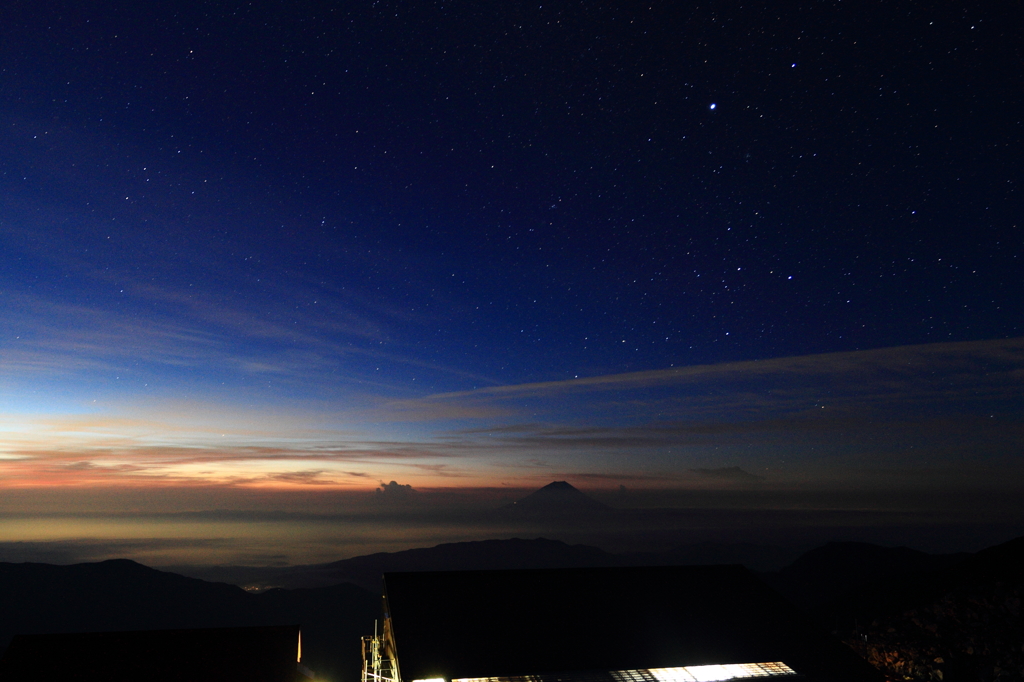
(182, 537, 802, 591)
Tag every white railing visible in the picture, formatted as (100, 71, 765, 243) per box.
(362, 621, 399, 682)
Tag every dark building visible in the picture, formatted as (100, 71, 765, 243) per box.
(371, 566, 882, 682)
(0, 624, 314, 682)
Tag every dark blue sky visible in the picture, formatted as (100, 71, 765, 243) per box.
(5, 0, 1020, 388)
(1, 0, 1022, 563)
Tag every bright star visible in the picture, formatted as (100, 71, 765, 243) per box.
(709, 103, 716, 110)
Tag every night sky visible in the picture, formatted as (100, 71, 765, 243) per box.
(1, 0, 1022, 566)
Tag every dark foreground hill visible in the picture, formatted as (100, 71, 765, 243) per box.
(755, 537, 1024, 681)
(2, 536, 1022, 682)
(828, 537, 1024, 682)
(762, 541, 972, 614)
(0, 559, 377, 682)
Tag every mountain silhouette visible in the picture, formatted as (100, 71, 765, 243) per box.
(822, 536, 1024, 681)
(313, 538, 618, 591)
(763, 542, 970, 612)
(0, 559, 377, 682)
(183, 536, 799, 591)
(505, 481, 610, 515)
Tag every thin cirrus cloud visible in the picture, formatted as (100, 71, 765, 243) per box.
(0, 282, 496, 398)
(3, 181, 492, 393)
(389, 337, 1024, 422)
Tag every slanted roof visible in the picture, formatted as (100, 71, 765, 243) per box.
(383, 566, 882, 682)
(0, 624, 306, 682)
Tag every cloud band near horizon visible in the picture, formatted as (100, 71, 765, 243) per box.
(0, 337, 1020, 501)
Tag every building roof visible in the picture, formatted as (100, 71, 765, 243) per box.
(0, 624, 308, 682)
(382, 566, 882, 682)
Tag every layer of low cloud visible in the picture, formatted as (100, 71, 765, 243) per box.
(376, 480, 416, 499)
(0, 537, 234, 565)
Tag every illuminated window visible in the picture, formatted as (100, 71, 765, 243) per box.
(622, 663, 797, 682)
(454, 663, 797, 682)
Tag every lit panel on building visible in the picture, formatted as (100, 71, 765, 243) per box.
(452, 662, 798, 682)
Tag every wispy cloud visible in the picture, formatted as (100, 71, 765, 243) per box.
(376, 338, 1023, 433)
(421, 336, 1022, 404)
(0, 273, 497, 396)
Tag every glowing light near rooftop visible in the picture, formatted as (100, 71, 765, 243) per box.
(646, 663, 796, 681)
(453, 662, 797, 682)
